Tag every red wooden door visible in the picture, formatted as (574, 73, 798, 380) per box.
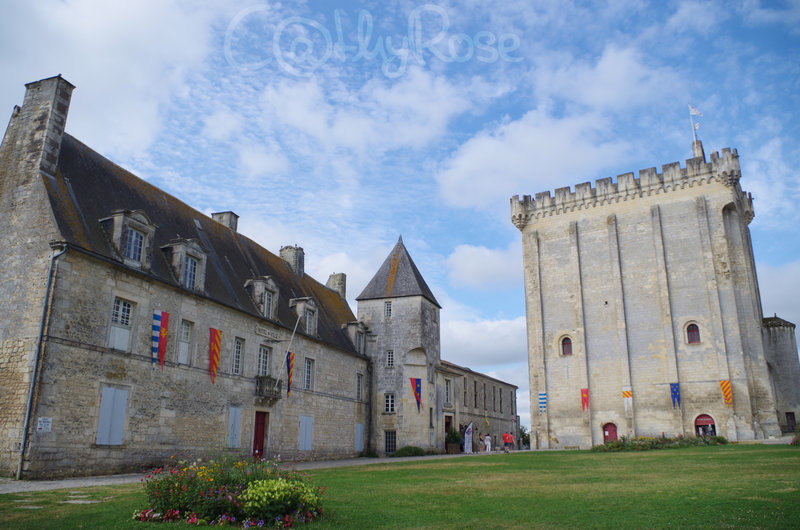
(253, 412, 267, 458)
(603, 423, 618, 442)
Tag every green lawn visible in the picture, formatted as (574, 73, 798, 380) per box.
(1, 445, 798, 529)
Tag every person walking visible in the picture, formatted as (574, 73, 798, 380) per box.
(502, 432, 514, 453)
(484, 433, 492, 453)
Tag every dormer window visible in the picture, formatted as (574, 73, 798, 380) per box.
(289, 297, 317, 336)
(305, 308, 317, 336)
(344, 321, 368, 354)
(101, 209, 156, 269)
(162, 238, 208, 293)
(183, 255, 198, 289)
(245, 276, 279, 320)
(123, 228, 144, 262)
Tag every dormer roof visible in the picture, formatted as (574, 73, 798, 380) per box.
(356, 236, 440, 308)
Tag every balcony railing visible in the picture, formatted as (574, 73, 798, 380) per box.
(255, 376, 282, 400)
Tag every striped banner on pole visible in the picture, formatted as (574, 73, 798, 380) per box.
(538, 392, 547, 414)
(720, 380, 732, 406)
(151, 310, 169, 371)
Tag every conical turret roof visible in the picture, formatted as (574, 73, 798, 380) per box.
(357, 236, 441, 308)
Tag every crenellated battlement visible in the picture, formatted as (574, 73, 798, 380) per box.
(511, 142, 743, 230)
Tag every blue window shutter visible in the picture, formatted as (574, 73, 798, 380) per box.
(97, 387, 128, 445)
(227, 407, 241, 448)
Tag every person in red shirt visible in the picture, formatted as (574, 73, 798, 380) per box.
(502, 432, 514, 453)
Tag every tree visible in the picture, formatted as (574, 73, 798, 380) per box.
(519, 425, 531, 448)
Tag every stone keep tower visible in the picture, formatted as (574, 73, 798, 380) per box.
(511, 141, 782, 448)
(356, 237, 442, 455)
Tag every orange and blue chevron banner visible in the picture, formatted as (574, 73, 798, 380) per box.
(209, 328, 221, 383)
(720, 380, 732, 406)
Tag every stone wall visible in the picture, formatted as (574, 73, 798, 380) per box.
(20, 251, 368, 477)
(513, 146, 781, 449)
(0, 76, 73, 477)
(763, 318, 800, 432)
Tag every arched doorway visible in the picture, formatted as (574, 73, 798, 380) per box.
(602, 422, 618, 442)
(695, 414, 716, 436)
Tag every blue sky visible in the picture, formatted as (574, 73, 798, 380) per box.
(2, 0, 799, 429)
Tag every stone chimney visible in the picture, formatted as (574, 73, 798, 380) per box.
(280, 245, 304, 277)
(211, 211, 238, 231)
(327, 272, 346, 298)
(3, 75, 75, 178)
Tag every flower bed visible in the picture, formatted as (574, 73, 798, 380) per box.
(591, 434, 728, 452)
(134, 453, 324, 527)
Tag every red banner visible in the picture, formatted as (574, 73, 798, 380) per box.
(209, 328, 221, 383)
(581, 388, 589, 411)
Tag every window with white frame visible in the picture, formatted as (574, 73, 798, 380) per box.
(356, 373, 363, 401)
(386, 349, 394, 368)
(305, 308, 316, 335)
(123, 228, 144, 262)
(232, 337, 243, 375)
(183, 254, 198, 289)
(263, 290, 274, 319)
(105, 210, 155, 269)
(384, 301, 392, 318)
(445, 378, 452, 405)
(304, 358, 314, 390)
(177, 320, 193, 364)
(109, 297, 133, 351)
(384, 392, 395, 413)
(258, 345, 271, 376)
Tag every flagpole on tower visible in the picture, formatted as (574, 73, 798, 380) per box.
(688, 104, 704, 158)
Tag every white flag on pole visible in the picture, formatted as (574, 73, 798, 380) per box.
(689, 104, 703, 116)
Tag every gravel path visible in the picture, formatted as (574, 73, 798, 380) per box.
(0, 450, 498, 494)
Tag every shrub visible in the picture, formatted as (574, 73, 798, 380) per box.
(591, 435, 728, 452)
(241, 478, 323, 522)
(138, 452, 324, 526)
(391, 445, 426, 457)
(446, 427, 463, 444)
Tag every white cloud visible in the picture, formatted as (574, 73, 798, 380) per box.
(757, 259, 800, 328)
(441, 316, 527, 368)
(436, 109, 630, 210)
(0, 0, 222, 158)
(446, 241, 522, 290)
(203, 108, 243, 141)
(742, 136, 800, 230)
(531, 44, 684, 112)
(237, 144, 289, 180)
(259, 67, 471, 157)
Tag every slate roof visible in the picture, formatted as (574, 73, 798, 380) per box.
(45, 134, 359, 355)
(356, 236, 440, 308)
(439, 360, 518, 388)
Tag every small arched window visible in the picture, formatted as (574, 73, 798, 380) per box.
(687, 323, 701, 344)
(561, 337, 573, 356)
